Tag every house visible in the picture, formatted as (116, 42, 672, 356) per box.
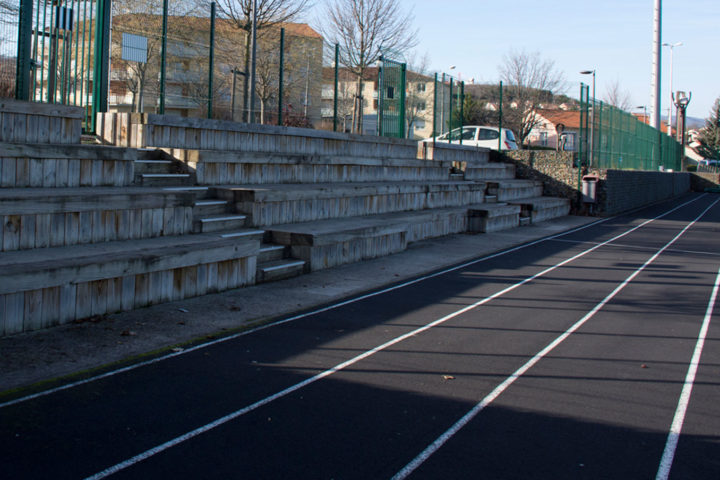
(525, 109, 582, 151)
(109, 15, 324, 124)
(320, 65, 436, 139)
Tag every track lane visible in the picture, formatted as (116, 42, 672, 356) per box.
(2, 194, 718, 479)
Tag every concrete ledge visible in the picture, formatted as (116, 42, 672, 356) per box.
(0, 231, 262, 334)
(173, 149, 452, 185)
(489, 179, 544, 201)
(464, 162, 516, 181)
(468, 203, 521, 233)
(1, 99, 83, 144)
(508, 196, 571, 223)
(267, 208, 473, 271)
(97, 112, 420, 160)
(215, 182, 487, 227)
(419, 141, 490, 164)
(0, 143, 136, 188)
(0, 187, 197, 251)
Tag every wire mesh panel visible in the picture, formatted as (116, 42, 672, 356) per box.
(0, 3, 19, 98)
(580, 90, 683, 172)
(22, 0, 100, 126)
(377, 55, 405, 138)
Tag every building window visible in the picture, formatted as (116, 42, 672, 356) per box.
(540, 132, 548, 147)
(416, 82, 426, 92)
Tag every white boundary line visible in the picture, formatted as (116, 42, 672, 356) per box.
(82, 198, 716, 480)
(0, 196, 704, 411)
(655, 267, 720, 480)
(392, 197, 719, 480)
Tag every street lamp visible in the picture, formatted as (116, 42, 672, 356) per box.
(580, 70, 596, 168)
(636, 105, 648, 123)
(662, 42, 682, 136)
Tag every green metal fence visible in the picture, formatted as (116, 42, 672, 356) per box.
(430, 72, 464, 142)
(377, 55, 406, 138)
(579, 83, 683, 172)
(11, 0, 110, 130)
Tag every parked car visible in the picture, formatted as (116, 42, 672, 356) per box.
(422, 126, 519, 151)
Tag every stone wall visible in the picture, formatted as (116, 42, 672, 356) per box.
(690, 172, 720, 191)
(501, 150, 581, 200)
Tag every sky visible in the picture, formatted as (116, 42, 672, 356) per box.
(306, 0, 720, 121)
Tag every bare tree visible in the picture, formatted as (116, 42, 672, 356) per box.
(603, 79, 633, 111)
(319, 0, 417, 133)
(498, 49, 566, 147)
(214, 0, 310, 121)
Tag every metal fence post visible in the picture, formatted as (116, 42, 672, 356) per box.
(459, 81, 464, 145)
(498, 81, 503, 151)
(448, 78, 453, 143)
(207, 2, 216, 119)
(277, 28, 285, 126)
(159, 0, 168, 114)
(91, 0, 111, 132)
(578, 83, 586, 190)
(399, 62, 406, 138)
(15, 0, 33, 101)
(333, 43, 338, 131)
(432, 73, 437, 143)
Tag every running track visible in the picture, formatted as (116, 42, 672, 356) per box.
(2, 193, 719, 479)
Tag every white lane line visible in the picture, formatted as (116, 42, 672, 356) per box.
(391, 198, 719, 480)
(655, 267, 720, 480)
(0, 197, 703, 411)
(550, 238, 720, 257)
(83, 199, 715, 480)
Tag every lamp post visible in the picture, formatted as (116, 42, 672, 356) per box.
(636, 105, 648, 123)
(580, 70, 596, 168)
(662, 41, 682, 136)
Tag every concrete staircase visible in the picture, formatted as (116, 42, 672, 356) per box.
(1, 106, 571, 335)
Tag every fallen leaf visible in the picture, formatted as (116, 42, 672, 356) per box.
(171, 347, 184, 353)
(442, 375, 455, 381)
(641, 364, 648, 369)
(120, 330, 137, 337)
(178, 308, 189, 313)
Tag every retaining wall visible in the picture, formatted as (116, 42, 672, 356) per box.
(503, 150, 692, 215)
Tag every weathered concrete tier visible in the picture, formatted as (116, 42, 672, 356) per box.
(214, 182, 487, 227)
(508, 196, 571, 223)
(489, 179, 545, 201)
(468, 203, 522, 233)
(1, 99, 83, 144)
(0, 231, 262, 335)
(0, 142, 135, 188)
(267, 208, 472, 272)
(97, 112, 421, 160)
(419, 141, 490, 164)
(0, 187, 198, 251)
(174, 150, 453, 185)
(464, 163, 516, 181)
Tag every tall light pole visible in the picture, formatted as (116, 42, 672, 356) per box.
(650, 0, 662, 129)
(662, 41, 682, 136)
(580, 70, 596, 168)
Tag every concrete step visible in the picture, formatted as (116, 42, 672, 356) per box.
(137, 173, 193, 187)
(256, 258, 306, 283)
(0, 230, 263, 334)
(258, 243, 288, 263)
(134, 159, 176, 175)
(468, 203, 521, 233)
(508, 196, 571, 224)
(163, 186, 211, 199)
(193, 199, 230, 216)
(194, 214, 248, 233)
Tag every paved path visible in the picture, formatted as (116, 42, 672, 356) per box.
(2, 193, 719, 479)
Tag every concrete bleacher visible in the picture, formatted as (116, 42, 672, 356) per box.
(0, 104, 570, 335)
